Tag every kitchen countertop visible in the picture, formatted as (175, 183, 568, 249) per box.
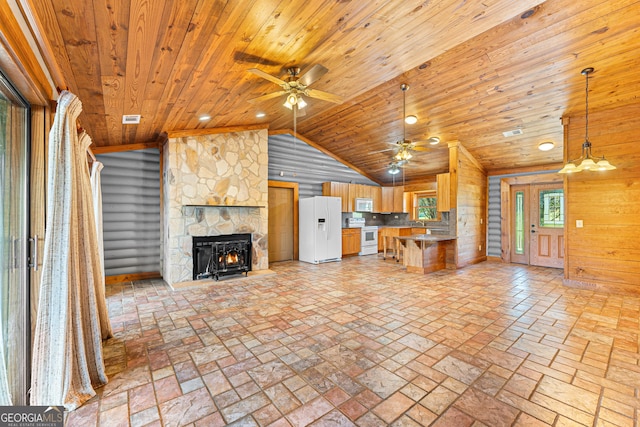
(395, 234, 457, 242)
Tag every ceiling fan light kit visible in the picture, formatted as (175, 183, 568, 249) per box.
(388, 164, 401, 174)
(394, 148, 413, 161)
(559, 67, 616, 174)
(282, 93, 307, 110)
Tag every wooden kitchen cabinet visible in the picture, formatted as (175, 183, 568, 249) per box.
(381, 186, 405, 212)
(381, 187, 393, 212)
(322, 182, 351, 212)
(371, 186, 382, 212)
(436, 173, 450, 212)
(349, 183, 369, 202)
(323, 182, 383, 213)
(342, 228, 361, 256)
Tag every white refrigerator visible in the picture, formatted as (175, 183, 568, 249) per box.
(299, 196, 342, 264)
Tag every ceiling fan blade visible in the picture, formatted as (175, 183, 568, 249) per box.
(412, 137, 441, 146)
(247, 91, 287, 104)
(368, 147, 394, 154)
(412, 146, 434, 152)
(306, 88, 343, 104)
(248, 68, 287, 86)
(298, 64, 329, 87)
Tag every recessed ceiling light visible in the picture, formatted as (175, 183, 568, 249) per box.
(199, 115, 211, 121)
(538, 141, 555, 151)
(428, 136, 440, 145)
(256, 112, 266, 118)
(405, 115, 418, 125)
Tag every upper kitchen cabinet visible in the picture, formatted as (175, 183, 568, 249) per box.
(436, 173, 451, 212)
(322, 182, 384, 212)
(349, 183, 380, 212)
(381, 186, 405, 213)
(371, 186, 382, 212)
(322, 182, 351, 212)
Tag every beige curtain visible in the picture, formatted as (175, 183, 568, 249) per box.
(90, 161, 105, 281)
(90, 160, 112, 338)
(31, 91, 111, 410)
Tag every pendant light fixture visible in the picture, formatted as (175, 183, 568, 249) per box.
(558, 67, 616, 173)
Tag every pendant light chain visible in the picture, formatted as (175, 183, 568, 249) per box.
(292, 105, 297, 177)
(584, 69, 589, 143)
(403, 85, 407, 143)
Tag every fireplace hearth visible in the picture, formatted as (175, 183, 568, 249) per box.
(192, 233, 252, 280)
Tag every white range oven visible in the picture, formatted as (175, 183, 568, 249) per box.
(360, 226, 379, 255)
(346, 218, 379, 256)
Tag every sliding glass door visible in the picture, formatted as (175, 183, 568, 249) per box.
(0, 72, 30, 405)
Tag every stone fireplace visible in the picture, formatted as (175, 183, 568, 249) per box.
(162, 127, 269, 287)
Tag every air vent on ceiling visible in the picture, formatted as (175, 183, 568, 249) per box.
(502, 129, 523, 137)
(122, 114, 141, 124)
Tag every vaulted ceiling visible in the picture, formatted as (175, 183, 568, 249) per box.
(32, 0, 640, 184)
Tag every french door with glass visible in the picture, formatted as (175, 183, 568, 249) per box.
(511, 183, 564, 268)
(0, 72, 30, 405)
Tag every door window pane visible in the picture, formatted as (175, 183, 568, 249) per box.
(540, 190, 564, 228)
(0, 72, 29, 405)
(515, 191, 524, 255)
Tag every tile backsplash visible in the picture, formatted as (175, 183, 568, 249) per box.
(342, 210, 455, 235)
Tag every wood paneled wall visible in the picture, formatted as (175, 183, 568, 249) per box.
(451, 143, 487, 268)
(564, 103, 640, 293)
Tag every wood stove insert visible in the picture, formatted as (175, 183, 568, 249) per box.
(192, 233, 252, 280)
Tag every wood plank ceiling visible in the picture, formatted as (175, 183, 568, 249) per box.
(31, 0, 640, 184)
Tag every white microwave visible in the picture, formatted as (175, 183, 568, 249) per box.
(354, 198, 373, 212)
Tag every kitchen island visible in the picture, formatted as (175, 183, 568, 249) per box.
(394, 234, 457, 274)
(379, 226, 432, 259)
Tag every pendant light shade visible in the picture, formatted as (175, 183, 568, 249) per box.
(559, 67, 615, 174)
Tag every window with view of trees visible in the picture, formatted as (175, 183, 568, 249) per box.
(414, 192, 438, 221)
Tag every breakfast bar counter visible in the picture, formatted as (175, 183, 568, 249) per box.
(394, 235, 457, 274)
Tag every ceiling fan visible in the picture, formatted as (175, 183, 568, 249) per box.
(247, 65, 343, 115)
(369, 83, 440, 158)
